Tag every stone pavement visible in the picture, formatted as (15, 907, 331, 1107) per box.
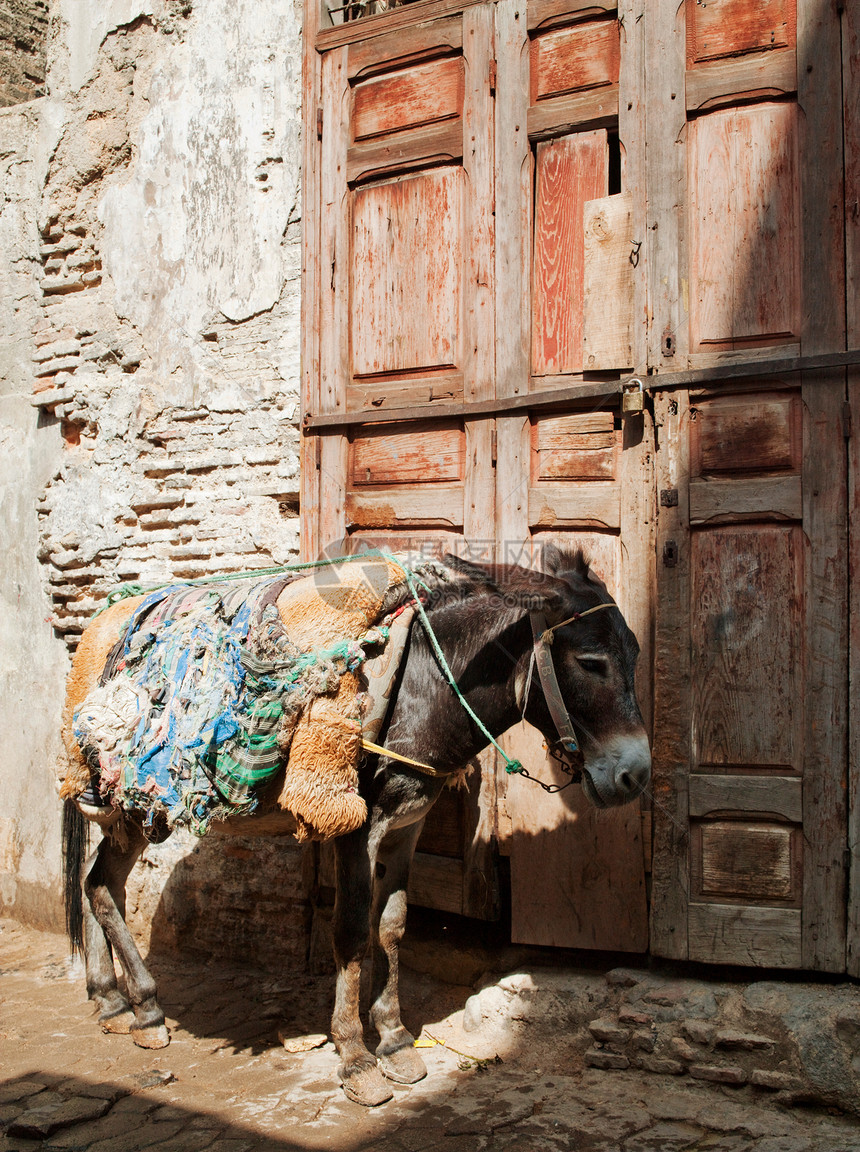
(2, 918, 860, 1152)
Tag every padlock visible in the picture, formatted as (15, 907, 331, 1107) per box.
(621, 378, 645, 414)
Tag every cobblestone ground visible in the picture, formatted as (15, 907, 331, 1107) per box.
(2, 919, 860, 1152)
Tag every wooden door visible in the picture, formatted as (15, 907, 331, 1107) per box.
(303, 2, 500, 920)
(648, 0, 850, 972)
(304, 0, 652, 941)
(491, 0, 651, 951)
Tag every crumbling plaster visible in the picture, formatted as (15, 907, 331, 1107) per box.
(2, 0, 311, 951)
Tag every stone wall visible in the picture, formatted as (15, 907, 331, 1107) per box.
(0, 0, 48, 106)
(0, 0, 312, 960)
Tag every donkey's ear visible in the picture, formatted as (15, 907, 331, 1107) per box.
(538, 542, 565, 575)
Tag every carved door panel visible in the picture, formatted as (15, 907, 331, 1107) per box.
(649, 0, 850, 972)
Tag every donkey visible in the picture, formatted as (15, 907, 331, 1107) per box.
(62, 545, 650, 1107)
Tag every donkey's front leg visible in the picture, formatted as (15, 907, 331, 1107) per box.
(370, 821, 427, 1086)
(332, 827, 393, 1106)
(84, 824, 169, 1049)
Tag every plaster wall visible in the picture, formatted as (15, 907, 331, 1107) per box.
(1, 0, 311, 964)
(0, 99, 67, 930)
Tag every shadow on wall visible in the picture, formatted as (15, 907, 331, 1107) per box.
(127, 831, 312, 973)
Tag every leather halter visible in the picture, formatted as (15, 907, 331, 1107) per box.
(528, 603, 619, 756)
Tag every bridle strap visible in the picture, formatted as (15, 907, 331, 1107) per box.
(529, 611, 581, 754)
(527, 602, 619, 754)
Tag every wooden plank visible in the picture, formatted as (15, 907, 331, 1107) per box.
(346, 487, 465, 528)
(617, 0, 654, 805)
(461, 3, 496, 546)
(685, 47, 796, 113)
(494, 0, 531, 556)
(350, 168, 463, 375)
(318, 0, 483, 49)
(532, 411, 617, 481)
(527, 85, 618, 139)
(847, 0, 860, 979)
(346, 119, 463, 182)
(688, 475, 802, 523)
(527, 0, 615, 33)
(689, 775, 803, 823)
(645, 0, 688, 368)
(530, 18, 619, 103)
(347, 371, 464, 412)
(688, 903, 801, 967)
(847, 4, 860, 354)
(686, 0, 794, 65)
(686, 343, 801, 374)
(532, 131, 607, 376)
(408, 852, 465, 914)
(347, 16, 463, 79)
(582, 190, 635, 371)
(691, 524, 802, 770)
(528, 482, 620, 529)
(688, 102, 800, 350)
(849, 367, 860, 978)
(801, 374, 848, 972)
(695, 822, 799, 903)
(691, 392, 801, 475)
(300, 0, 323, 560)
(352, 56, 464, 141)
(798, 0, 844, 356)
(506, 721, 648, 951)
(350, 421, 464, 485)
(650, 390, 692, 959)
(797, 0, 848, 974)
(318, 47, 351, 553)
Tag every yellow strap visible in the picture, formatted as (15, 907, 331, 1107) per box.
(360, 738, 448, 777)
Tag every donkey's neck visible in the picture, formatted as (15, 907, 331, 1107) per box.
(384, 597, 529, 773)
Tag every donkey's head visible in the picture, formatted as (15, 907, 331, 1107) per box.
(452, 546, 650, 808)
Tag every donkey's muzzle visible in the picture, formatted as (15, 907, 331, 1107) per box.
(581, 733, 651, 808)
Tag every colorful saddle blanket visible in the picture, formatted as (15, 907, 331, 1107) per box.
(73, 575, 376, 834)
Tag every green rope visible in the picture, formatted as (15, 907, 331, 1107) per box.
(99, 551, 393, 614)
(397, 561, 525, 777)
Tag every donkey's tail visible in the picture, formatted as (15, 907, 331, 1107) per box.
(62, 799, 88, 955)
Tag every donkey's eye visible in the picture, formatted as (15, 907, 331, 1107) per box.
(575, 654, 609, 677)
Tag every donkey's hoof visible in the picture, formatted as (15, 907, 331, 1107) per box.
(130, 1023, 170, 1050)
(99, 1008, 135, 1035)
(378, 1047, 427, 1085)
(339, 1064, 394, 1107)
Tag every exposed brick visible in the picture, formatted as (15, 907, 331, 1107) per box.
(688, 1064, 747, 1085)
(588, 1019, 631, 1045)
(749, 1069, 803, 1091)
(714, 1029, 775, 1052)
(635, 1056, 685, 1076)
(631, 1029, 656, 1053)
(131, 494, 185, 514)
(619, 1007, 655, 1026)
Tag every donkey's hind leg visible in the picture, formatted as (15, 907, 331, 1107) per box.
(370, 821, 427, 1086)
(83, 822, 169, 1049)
